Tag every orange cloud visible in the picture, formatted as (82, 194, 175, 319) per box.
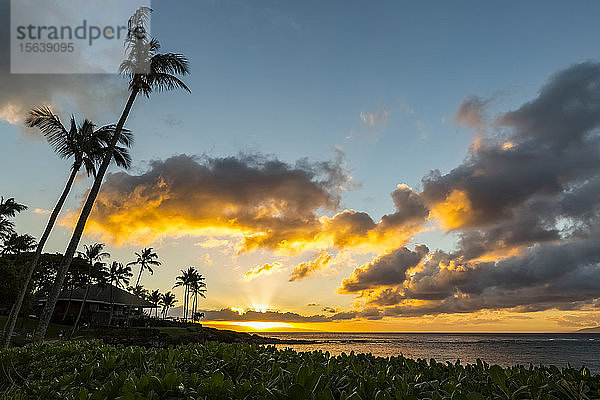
(289, 251, 332, 281)
(428, 190, 477, 230)
(243, 262, 282, 280)
(69, 155, 430, 255)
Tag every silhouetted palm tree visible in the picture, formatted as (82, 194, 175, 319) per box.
(69, 244, 109, 338)
(147, 289, 161, 319)
(189, 273, 206, 322)
(128, 248, 161, 287)
(107, 262, 132, 325)
(1, 233, 36, 256)
(3, 110, 132, 348)
(127, 284, 149, 300)
(0, 197, 27, 242)
(173, 267, 197, 321)
(160, 291, 177, 319)
(34, 8, 190, 342)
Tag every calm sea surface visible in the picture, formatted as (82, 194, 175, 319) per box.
(265, 332, 600, 372)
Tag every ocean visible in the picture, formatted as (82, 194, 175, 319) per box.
(266, 332, 600, 372)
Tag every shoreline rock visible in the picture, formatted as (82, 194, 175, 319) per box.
(89, 326, 314, 347)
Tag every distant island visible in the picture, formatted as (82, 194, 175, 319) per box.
(577, 326, 600, 333)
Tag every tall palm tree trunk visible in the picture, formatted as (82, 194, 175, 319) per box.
(69, 275, 91, 339)
(34, 89, 139, 343)
(184, 286, 188, 321)
(3, 165, 80, 348)
(135, 265, 144, 287)
(193, 293, 198, 322)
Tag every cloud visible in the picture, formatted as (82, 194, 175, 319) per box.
(330, 307, 384, 321)
(194, 238, 231, 248)
(454, 95, 490, 130)
(243, 262, 282, 280)
(338, 62, 600, 317)
(360, 107, 391, 127)
(339, 245, 428, 293)
(70, 153, 349, 248)
(74, 153, 428, 254)
(200, 308, 330, 323)
(288, 251, 332, 281)
(356, 239, 600, 316)
(0, 1, 124, 129)
(202, 253, 213, 266)
(421, 62, 600, 237)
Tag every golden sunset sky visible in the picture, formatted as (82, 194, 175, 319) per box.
(2, 1, 600, 332)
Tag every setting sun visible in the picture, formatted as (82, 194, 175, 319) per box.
(226, 321, 292, 330)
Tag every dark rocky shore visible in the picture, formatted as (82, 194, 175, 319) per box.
(90, 326, 313, 347)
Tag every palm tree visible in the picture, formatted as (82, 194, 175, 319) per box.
(107, 262, 132, 326)
(0, 197, 27, 242)
(127, 284, 149, 300)
(189, 273, 206, 322)
(147, 289, 161, 319)
(69, 243, 109, 338)
(34, 8, 190, 342)
(173, 267, 197, 321)
(3, 111, 132, 348)
(128, 248, 161, 287)
(0, 232, 36, 336)
(160, 291, 177, 320)
(1, 233, 36, 256)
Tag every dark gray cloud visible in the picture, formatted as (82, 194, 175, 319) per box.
(377, 185, 429, 231)
(423, 62, 600, 230)
(330, 308, 383, 321)
(198, 308, 330, 323)
(339, 62, 600, 317)
(339, 245, 428, 293)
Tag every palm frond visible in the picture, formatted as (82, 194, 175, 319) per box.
(147, 73, 191, 93)
(25, 107, 74, 159)
(81, 157, 97, 178)
(0, 197, 27, 217)
(95, 125, 134, 147)
(111, 145, 133, 170)
(151, 53, 190, 76)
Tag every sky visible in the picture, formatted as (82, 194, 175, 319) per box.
(2, 0, 600, 332)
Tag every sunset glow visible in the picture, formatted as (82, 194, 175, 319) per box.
(226, 321, 293, 331)
(3, 1, 600, 337)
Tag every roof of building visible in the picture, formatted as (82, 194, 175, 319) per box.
(58, 284, 157, 308)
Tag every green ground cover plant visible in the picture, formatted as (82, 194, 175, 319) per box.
(1, 340, 598, 399)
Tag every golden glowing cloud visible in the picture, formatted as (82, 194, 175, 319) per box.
(429, 190, 477, 230)
(68, 156, 428, 257)
(502, 141, 515, 150)
(243, 263, 282, 281)
(289, 251, 332, 281)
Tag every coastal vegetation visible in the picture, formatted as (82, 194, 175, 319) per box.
(33, 6, 190, 343)
(1, 340, 598, 399)
(0, 7, 192, 347)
